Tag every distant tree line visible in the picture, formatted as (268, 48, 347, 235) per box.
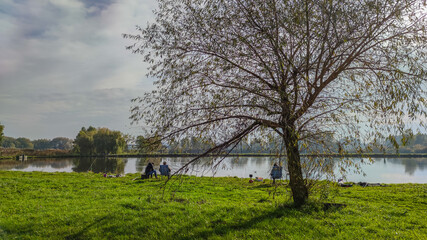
(134, 135, 284, 154)
(304, 134, 427, 154)
(382, 134, 427, 154)
(1, 120, 426, 155)
(132, 133, 427, 155)
(1, 136, 73, 150)
(33, 138, 74, 150)
(134, 134, 166, 153)
(73, 126, 127, 155)
(0, 124, 128, 156)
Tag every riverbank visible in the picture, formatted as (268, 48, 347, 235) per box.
(108, 152, 427, 158)
(1, 147, 427, 160)
(0, 171, 425, 239)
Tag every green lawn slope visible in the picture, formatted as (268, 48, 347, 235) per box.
(0, 171, 425, 239)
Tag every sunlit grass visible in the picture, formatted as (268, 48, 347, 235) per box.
(0, 171, 425, 239)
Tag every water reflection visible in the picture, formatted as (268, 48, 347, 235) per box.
(384, 158, 426, 175)
(0, 158, 76, 172)
(341, 158, 427, 183)
(0, 157, 426, 183)
(72, 158, 127, 174)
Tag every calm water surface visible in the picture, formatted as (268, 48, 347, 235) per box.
(1, 157, 426, 183)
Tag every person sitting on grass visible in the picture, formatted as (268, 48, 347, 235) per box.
(159, 161, 171, 178)
(145, 162, 157, 178)
(270, 163, 282, 184)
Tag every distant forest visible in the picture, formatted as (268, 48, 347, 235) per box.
(387, 134, 427, 153)
(1, 136, 73, 150)
(1, 134, 426, 154)
(163, 134, 427, 154)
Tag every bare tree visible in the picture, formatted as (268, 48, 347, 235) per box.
(124, 0, 427, 206)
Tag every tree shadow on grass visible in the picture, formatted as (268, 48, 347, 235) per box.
(173, 205, 295, 240)
(65, 215, 110, 240)
(174, 202, 345, 239)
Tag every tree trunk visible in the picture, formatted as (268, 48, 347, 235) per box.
(283, 127, 308, 207)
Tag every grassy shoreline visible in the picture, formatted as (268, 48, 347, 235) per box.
(0, 171, 426, 239)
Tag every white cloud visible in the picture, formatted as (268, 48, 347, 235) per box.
(0, 0, 158, 139)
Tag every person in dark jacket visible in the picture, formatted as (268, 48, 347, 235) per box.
(145, 162, 157, 178)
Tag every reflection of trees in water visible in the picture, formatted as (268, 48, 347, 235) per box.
(33, 159, 72, 168)
(253, 157, 269, 167)
(135, 158, 146, 172)
(385, 158, 427, 176)
(72, 157, 126, 174)
(31, 161, 54, 167)
(155, 156, 282, 177)
(3, 157, 425, 180)
(51, 159, 73, 169)
(0, 159, 74, 170)
(6, 161, 29, 169)
(158, 157, 209, 175)
(0, 161, 29, 170)
(162, 157, 200, 174)
(208, 157, 231, 173)
(246, 157, 279, 173)
(159, 157, 221, 176)
(115, 159, 126, 174)
(185, 157, 214, 176)
(228, 157, 249, 169)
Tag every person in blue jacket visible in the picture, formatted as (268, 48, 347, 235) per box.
(159, 161, 171, 178)
(270, 163, 282, 184)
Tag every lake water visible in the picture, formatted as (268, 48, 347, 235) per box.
(1, 157, 426, 183)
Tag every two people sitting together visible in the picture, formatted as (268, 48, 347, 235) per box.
(144, 161, 171, 178)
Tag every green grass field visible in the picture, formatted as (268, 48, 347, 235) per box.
(0, 171, 426, 239)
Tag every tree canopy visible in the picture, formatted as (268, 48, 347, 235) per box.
(74, 127, 126, 155)
(14, 138, 34, 149)
(125, 0, 427, 206)
(135, 134, 166, 153)
(74, 127, 97, 155)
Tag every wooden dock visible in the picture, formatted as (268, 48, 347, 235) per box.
(16, 155, 27, 161)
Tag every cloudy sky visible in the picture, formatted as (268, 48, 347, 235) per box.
(0, 0, 158, 140)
